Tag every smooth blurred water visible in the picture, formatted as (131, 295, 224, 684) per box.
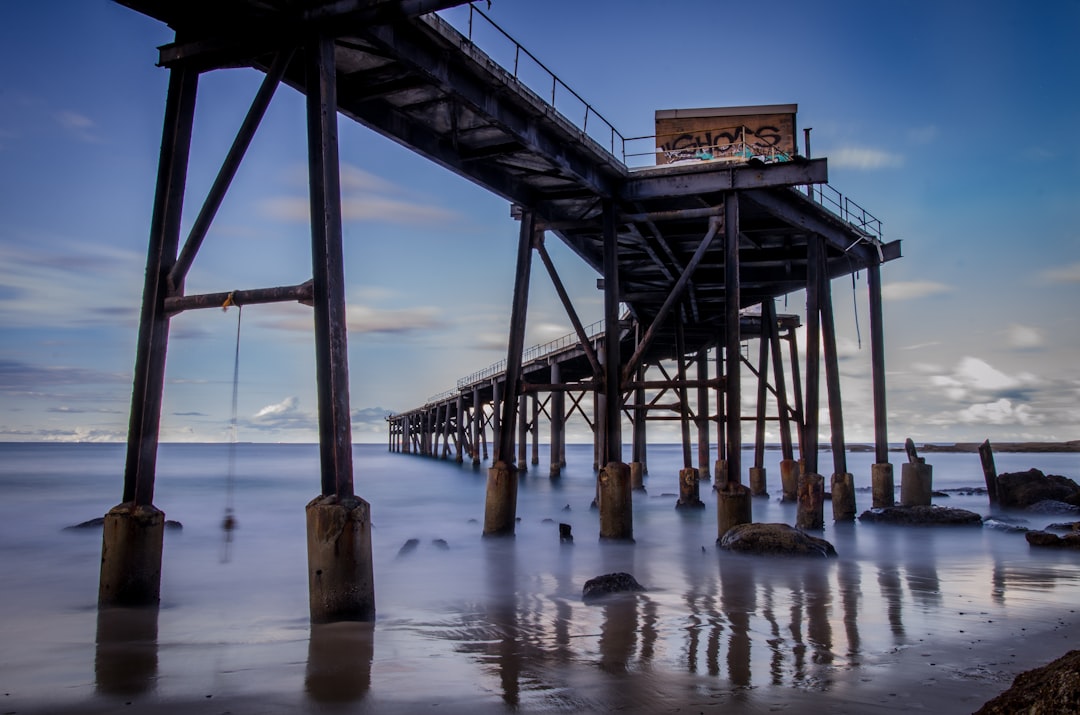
(0, 442, 1078, 713)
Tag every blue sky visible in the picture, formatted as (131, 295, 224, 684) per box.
(1, 0, 1077, 447)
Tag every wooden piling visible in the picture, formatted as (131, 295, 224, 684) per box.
(831, 472, 856, 522)
(779, 459, 799, 502)
(676, 467, 705, 509)
(716, 483, 752, 540)
(796, 473, 825, 530)
(979, 439, 999, 504)
(871, 462, 895, 508)
(598, 462, 633, 541)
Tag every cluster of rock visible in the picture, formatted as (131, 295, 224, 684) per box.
(858, 505, 982, 526)
(718, 523, 837, 558)
(582, 572, 645, 603)
(997, 468, 1080, 509)
(975, 649, 1080, 714)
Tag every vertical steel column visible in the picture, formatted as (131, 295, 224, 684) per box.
(456, 393, 465, 463)
(530, 393, 539, 466)
(517, 394, 528, 470)
(472, 386, 481, 464)
(601, 199, 623, 464)
(491, 379, 501, 457)
(765, 301, 794, 461)
(716, 338, 726, 461)
(123, 66, 199, 506)
(803, 238, 822, 476)
(786, 326, 806, 461)
(724, 193, 742, 484)
(549, 360, 563, 476)
(676, 316, 692, 469)
(753, 313, 770, 470)
(696, 349, 711, 479)
(307, 34, 354, 498)
(633, 363, 648, 472)
(495, 210, 534, 465)
(868, 262, 889, 464)
(819, 242, 847, 475)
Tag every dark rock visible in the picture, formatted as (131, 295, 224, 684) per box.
(165, 520, 183, 530)
(582, 572, 644, 602)
(997, 469, 1080, 509)
(1026, 531, 1080, 549)
(931, 490, 950, 498)
(561, 504, 571, 512)
(982, 517, 1029, 533)
(396, 538, 420, 557)
(559, 523, 573, 543)
(431, 538, 449, 550)
(974, 649, 1080, 714)
(541, 518, 555, 524)
(1027, 500, 1080, 515)
(858, 505, 983, 526)
(718, 523, 837, 558)
(1047, 522, 1080, 533)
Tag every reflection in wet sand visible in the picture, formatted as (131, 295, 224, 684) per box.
(304, 621, 373, 704)
(94, 606, 159, 696)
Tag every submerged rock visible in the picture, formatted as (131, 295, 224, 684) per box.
(582, 572, 644, 602)
(997, 469, 1080, 509)
(974, 649, 1080, 714)
(396, 538, 420, 557)
(1047, 522, 1080, 533)
(982, 517, 1029, 533)
(1026, 531, 1080, 549)
(718, 523, 837, 558)
(1027, 500, 1080, 515)
(858, 505, 982, 526)
(431, 538, 449, 550)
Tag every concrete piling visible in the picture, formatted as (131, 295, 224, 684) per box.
(598, 461, 633, 541)
(830, 472, 856, 522)
(483, 461, 518, 536)
(796, 473, 825, 530)
(871, 462, 895, 508)
(98, 502, 165, 607)
(749, 466, 767, 497)
(716, 483, 752, 541)
(630, 461, 645, 491)
(900, 461, 933, 506)
(713, 459, 728, 489)
(676, 467, 705, 509)
(305, 495, 375, 623)
(779, 459, 800, 502)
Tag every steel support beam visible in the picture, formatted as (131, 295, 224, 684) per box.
(723, 193, 742, 484)
(819, 242, 847, 475)
(495, 211, 535, 464)
(803, 238, 822, 475)
(868, 262, 889, 464)
(307, 34, 354, 498)
(123, 65, 199, 506)
(601, 200, 623, 464)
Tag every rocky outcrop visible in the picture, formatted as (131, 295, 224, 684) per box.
(858, 505, 982, 526)
(65, 516, 182, 530)
(975, 649, 1080, 714)
(718, 523, 837, 558)
(1026, 531, 1080, 549)
(997, 469, 1080, 509)
(582, 572, 644, 602)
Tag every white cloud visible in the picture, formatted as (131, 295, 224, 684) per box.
(347, 305, 440, 334)
(929, 356, 1038, 402)
(881, 281, 951, 301)
(952, 399, 1042, 427)
(1041, 262, 1080, 283)
(828, 146, 904, 169)
(1005, 323, 1043, 350)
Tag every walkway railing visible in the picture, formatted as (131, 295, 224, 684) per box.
(437, 4, 883, 241)
(452, 319, 606, 394)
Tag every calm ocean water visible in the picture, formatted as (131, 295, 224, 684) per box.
(1, 442, 1078, 713)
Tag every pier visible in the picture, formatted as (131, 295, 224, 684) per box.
(103, 0, 900, 620)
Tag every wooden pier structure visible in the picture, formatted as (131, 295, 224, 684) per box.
(102, 0, 900, 620)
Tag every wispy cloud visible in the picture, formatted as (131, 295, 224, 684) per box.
(1041, 261, 1080, 283)
(828, 146, 904, 170)
(246, 396, 317, 433)
(55, 110, 100, 143)
(259, 162, 462, 227)
(259, 303, 441, 335)
(928, 356, 1039, 403)
(1005, 323, 1043, 350)
(0, 358, 128, 393)
(881, 281, 951, 301)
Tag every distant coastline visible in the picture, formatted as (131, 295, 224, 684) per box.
(893, 440, 1080, 454)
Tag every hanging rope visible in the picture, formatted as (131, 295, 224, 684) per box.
(851, 271, 862, 350)
(221, 297, 241, 563)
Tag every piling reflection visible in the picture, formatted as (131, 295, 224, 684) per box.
(304, 621, 373, 704)
(94, 606, 159, 696)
